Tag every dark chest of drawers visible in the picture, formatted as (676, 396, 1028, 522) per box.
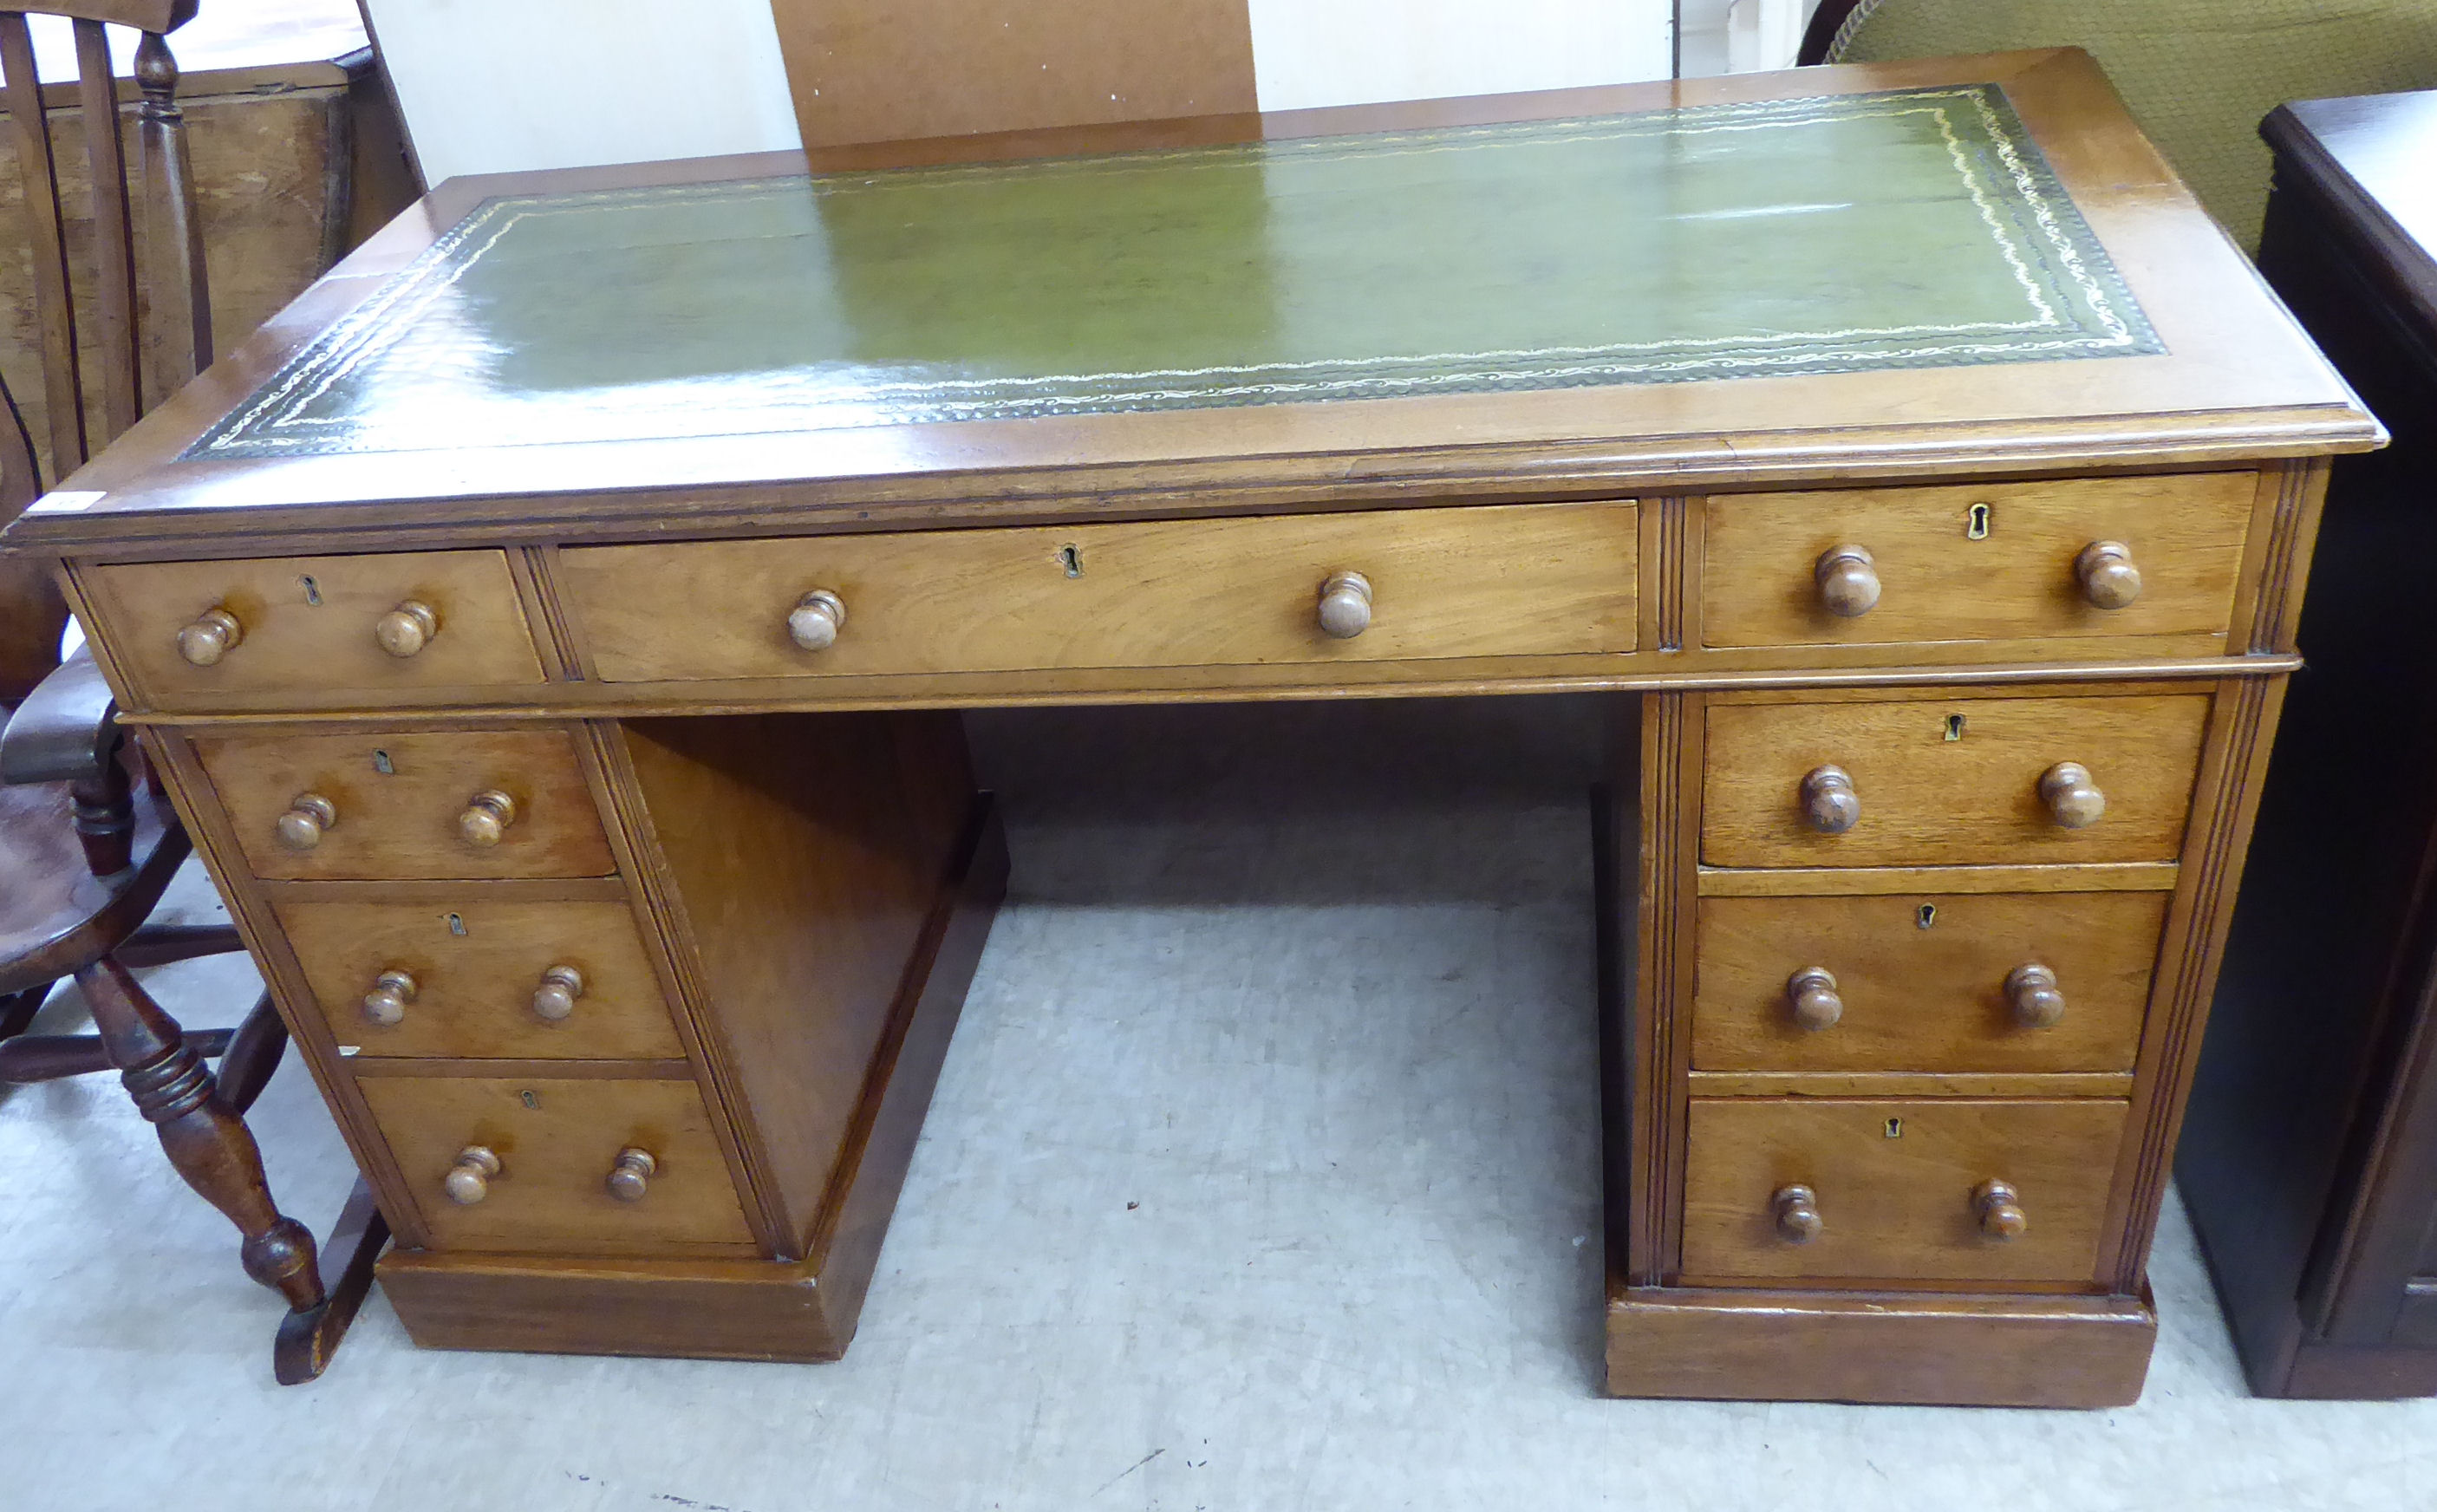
(2180, 88, 2437, 1400)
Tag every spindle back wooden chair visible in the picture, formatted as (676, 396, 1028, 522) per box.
(0, 0, 383, 1384)
(0, 0, 210, 697)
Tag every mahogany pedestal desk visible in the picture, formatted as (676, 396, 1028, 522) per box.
(0, 50, 2381, 1407)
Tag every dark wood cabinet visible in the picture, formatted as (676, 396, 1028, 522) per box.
(2180, 90, 2437, 1400)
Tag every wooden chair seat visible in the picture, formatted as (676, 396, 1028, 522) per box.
(0, 773, 182, 997)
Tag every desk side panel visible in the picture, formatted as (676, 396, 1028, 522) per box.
(616, 711, 974, 1258)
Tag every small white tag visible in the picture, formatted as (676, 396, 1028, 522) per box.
(337, 1045, 361, 1057)
(26, 490, 104, 514)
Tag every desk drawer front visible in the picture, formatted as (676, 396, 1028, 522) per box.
(275, 897, 682, 1060)
(196, 729, 614, 881)
(88, 551, 546, 707)
(1694, 890, 2167, 1074)
(1701, 692, 2211, 869)
(1680, 1098, 2126, 1283)
(561, 502, 1638, 684)
(1700, 473, 2255, 649)
(359, 1076, 754, 1255)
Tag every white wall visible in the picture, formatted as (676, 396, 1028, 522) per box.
(364, 0, 803, 185)
(1248, 0, 1671, 113)
(368, 0, 1678, 184)
(1679, 0, 1828, 77)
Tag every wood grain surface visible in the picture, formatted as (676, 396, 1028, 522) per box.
(357, 1075, 756, 1255)
(1693, 890, 2169, 1074)
(194, 727, 613, 881)
(616, 712, 974, 1255)
(375, 1248, 843, 1362)
(1696, 861, 2180, 896)
(1701, 472, 2257, 648)
(88, 550, 544, 708)
(561, 502, 1638, 685)
(1680, 1097, 2127, 1283)
(1701, 689, 2212, 869)
(769, 0, 1255, 148)
(273, 896, 682, 1060)
(1687, 1070, 2134, 1098)
(1605, 1282, 2155, 1405)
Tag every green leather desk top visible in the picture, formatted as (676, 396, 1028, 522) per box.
(188, 83, 2158, 461)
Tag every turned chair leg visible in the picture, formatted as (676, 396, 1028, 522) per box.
(214, 990, 287, 1113)
(275, 1178, 389, 1385)
(73, 957, 328, 1326)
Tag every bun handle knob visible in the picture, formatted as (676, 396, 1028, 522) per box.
(445, 1145, 502, 1206)
(2076, 541, 2141, 609)
(276, 793, 338, 851)
(1786, 968, 1843, 1032)
(605, 1147, 656, 1202)
(1815, 545, 1880, 617)
(362, 968, 418, 1026)
(1774, 1184, 1823, 1243)
(1317, 570, 1374, 639)
(531, 964, 584, 1023)
(458, 789, 518, 847)
(176, 607, 244, 667)
(1976, 1179, 2029, 1240)
(1801, 765, 1861, 834)
(786, 590, 847, 652)
(2006, 963, 2067, 1028)
(2039, 762, 2106, 829)
(374, 599, 440, 657)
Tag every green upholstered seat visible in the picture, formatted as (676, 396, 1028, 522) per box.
(1823, 0, 2437, 250)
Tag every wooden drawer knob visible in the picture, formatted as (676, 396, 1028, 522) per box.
(175, 606, 243, 667)
(1975, 1179, 2028, 1240)
(275, 792, 337, 850)
(2075, 541, 2142, 609)
(361, 968, 418, 1026)
(374, 599, 439, 657)
(1814, 544, 1880, 617)
(458, 789, 518, 847)
(1317, 570, 1373, 639)
(1800, 765, 1861, 834)
(444, 1145, 501, 1206)
(2005, 963, 2067, 1028)
(786, 589, 847, 652)
(2038, 762, 2106, 829)
(531, 964, 584, 1023)
(1773, 1183, 1823, 1243)
(605, 1146, 656, 1202)
(1785, 967, 1843, 1031)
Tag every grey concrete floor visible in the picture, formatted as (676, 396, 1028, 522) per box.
(4, 697, 2434, 1511)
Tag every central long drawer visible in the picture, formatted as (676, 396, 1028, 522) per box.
(557, 501, 1639, 683)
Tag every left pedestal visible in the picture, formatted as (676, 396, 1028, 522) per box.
(150, 711, 1004, 1362)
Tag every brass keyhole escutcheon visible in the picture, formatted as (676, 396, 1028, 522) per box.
(372, 749, 394, 775)
(1943, 714, 1966, 741)
(1917, 903, 1937, 929)
(1884, 1118, 1903, 1139)
(1059, 544, 1083, 578)
(1966, 503, 1992, 539)
(446, 912, 467, 937)
(299, 574, 323, 606)
(519, 1089, 540, 1110)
